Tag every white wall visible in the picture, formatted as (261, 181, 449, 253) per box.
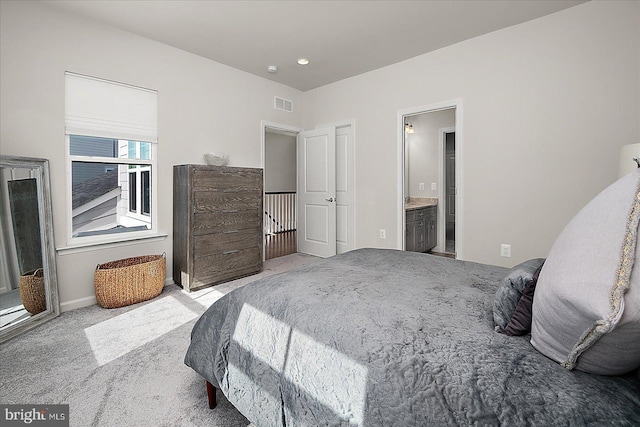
(264, 132, 297, 192)
(0, 1, 304, 309)
(302, 0, 640, 267)
(619, 143, 640, 179)
(406, 110, 455, 199)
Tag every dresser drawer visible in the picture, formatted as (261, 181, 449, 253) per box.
(192, 210, 261, 235)
(191, 246, 262, 290)
(193, 191, 261, 214)
(193, 228, 261, 256)
(193, 168, 261, 192)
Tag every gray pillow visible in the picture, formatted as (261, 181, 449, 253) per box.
(531, 169, 640, 375)
(493, 258, 545, 335)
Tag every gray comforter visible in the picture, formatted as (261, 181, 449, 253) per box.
(184, 248, 640, 426)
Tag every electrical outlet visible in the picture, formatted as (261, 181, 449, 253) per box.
(419, 183, 425, 191)
(379, 229, 386, 239)
(500, 244, 511, 257)
(431, 182, 437, 191)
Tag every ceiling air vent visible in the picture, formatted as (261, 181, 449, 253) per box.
(274, 96, 293, 112)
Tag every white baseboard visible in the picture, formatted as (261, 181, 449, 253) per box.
(60, 295, 97, 312)
(60, 280, 176, 313)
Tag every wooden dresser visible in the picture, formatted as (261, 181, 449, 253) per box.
(173, 165, 263, 291)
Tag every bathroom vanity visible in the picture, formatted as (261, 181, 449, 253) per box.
(405, 198, 437, 253)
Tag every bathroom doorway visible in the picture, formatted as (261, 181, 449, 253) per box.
(400, 100, 462, 258)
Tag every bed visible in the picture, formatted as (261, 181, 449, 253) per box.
(184, 248, 640, 426)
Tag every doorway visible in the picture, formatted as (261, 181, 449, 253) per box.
(261, 121, 355, 260)
(399, 100, 463, 258)
(263, 126, 299, 260)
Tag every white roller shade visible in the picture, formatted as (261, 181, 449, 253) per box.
(65, 72, 158, 143)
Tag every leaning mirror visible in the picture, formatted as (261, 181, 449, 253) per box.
(0, 155, 59, 343)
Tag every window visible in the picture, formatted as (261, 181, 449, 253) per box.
(65, 73, 157, 244)
(69, 135, 154, 238)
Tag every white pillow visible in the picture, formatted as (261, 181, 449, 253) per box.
(530, 169, 640, 375)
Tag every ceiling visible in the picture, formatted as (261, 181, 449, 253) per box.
(41, 0, 586, 91)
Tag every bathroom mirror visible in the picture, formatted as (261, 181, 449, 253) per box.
(0, 155, 59, 343)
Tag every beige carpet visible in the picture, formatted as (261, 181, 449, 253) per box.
(0, 253, 318, 427)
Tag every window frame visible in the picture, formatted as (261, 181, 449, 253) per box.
(65, 134, 158, 247)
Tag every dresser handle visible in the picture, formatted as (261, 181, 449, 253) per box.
(223, 250, 239, 255)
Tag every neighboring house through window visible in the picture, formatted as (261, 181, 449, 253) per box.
(65, 72, 158, 245)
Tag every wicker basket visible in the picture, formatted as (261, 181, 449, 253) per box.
(94, 254, 166, 309)
(20, 268, 46, 315)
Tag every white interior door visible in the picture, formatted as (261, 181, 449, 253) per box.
(297, 127, 336, 258)
(335, 125, 354, 254)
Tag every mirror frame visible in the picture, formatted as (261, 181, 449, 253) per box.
(0, 155, 60, 343)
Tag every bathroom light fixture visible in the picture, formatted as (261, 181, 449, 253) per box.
(405, 121, 414, 134)
(297, 58, 310, 65)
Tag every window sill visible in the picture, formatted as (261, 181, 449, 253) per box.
(56, 232, 168, 255)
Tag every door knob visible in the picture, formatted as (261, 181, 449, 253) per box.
(325, 197, 334, 202)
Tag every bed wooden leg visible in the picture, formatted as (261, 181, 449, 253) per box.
(206, 380, 217, 409)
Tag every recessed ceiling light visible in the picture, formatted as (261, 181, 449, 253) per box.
(297, 58, 310, 66)
(267, 65, 278, 73)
